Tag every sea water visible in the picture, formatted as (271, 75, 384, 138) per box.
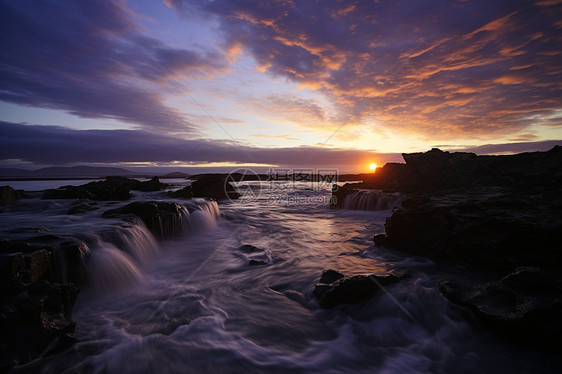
(3, 179, 559, 373)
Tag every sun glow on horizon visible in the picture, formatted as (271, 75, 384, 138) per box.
(369, 163, 377, 171)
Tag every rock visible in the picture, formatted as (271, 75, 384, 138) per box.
(191, 174, 240, 200)
(50, 241, 89, 285)
(0, 253, 25, 284)
(103, 201, 185, 238)
(238, 244, 262, 253)
(0, 282, 78, 368)
(0, 185, 24, 206)
(440, 267, 562, 351)
(333, 146, 562, 196)
(329, 184, 357, 209)
(43, 176, 168, 201)
(66, 199, 98, 215)
(133, 176, 168, 192)
(24, 250, 52, 284)
(377, 190, 562, 271)
(167, 186, 193, 198)
(314, 270, 407, 308)
(318, 269, 345, 284)
(0, 237, 80, 369)
(248, 259, 267, 266)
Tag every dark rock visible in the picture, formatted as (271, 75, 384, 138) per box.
(238, 244, 262, 253)
(318, 269, 345, 284)
(103, 201, 185, 238)
(0, 237, 79, 368)
(377, 190, 562, 271)
(329, 184, 356, 209)
(66, 199, 98, 215)
(50, 241, 89, 285)
(333, 146, 562, 196)
(134, 176, 168, 192)
(191, 174, 240, 200)
(248, 259, 267, 266)
(314, 270, 407, 308)
(372, 234, 387, 247)
(24, 250, 52, 284)
(167, 186, 193, 198)
(0, 185, 24, 206)
(0, 282, 78, 368)
(440, 267, 562, 351)
(0, 253, 25, 284)
(43, 176, 168, 201)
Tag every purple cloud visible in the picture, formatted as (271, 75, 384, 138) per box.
(0, 121, 398, 167)
(0, 0, 226, 132)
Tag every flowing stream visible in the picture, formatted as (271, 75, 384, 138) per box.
(3, 180, 558, 373)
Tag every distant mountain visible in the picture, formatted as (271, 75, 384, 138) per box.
(0, 166, 133, 178)
(0, 168, 34, 177)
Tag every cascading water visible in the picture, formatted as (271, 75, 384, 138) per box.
(4, 180, 560, 374)
(343, 190, 404, 211)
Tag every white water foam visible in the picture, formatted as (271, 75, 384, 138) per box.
(343, 190, 403, 211)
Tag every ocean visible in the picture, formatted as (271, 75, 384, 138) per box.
(2, 178, 558, 373)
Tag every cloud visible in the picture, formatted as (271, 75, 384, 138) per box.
(0, 121, 395, 167)
(0, 0, 226, 133)
(174, 0, 562, 140)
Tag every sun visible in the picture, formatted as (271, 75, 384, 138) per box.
(369, 163, 377, 170)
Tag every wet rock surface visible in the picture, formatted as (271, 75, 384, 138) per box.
(191, 174, 240, 200)
(43, 176, 168, 201)
(313, 269, 407, 308)
(365, 146, 562, 350)
(440, 267, 562, 352)
(103, 201, 185, 239)
(0, 238, 80, 369)
(0, 185, 24, 207)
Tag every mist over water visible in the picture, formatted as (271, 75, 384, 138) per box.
(4, 180, 559, 373)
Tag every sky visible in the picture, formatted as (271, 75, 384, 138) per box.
(1, 0, 561, 173)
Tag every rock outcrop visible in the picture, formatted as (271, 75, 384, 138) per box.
(191, 174, 240, 200)
(313, 269, 407, 308)
(103, 201, 186, 239)
(0, 185, 24, 206)
(43, 176, 168, 201)
(367, 145, 562, 351)
(0, 240, 79, 369)
(440, 267, 562, 352)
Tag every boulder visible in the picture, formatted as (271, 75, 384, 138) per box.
(0, 186, 24, 206)
(0, 281, 78, 368)
(0, 239, 79, 369)
(376, 190, 562, 271)
(191, 174, 240, 200)
(43, 176, 168, 201)
(167, 186, 193, 198)
(313, 269, 407, 308)
(440, 267, 562, 351)
(329, 184, 356, 209)
(103, 201, 185, 238)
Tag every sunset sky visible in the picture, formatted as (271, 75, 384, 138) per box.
(1, 0, 561, 173)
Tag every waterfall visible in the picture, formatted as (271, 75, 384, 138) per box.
(101, 220, 160, 266)
(343, 190, 403, 211)
(82, 199, 221, 294)
(189, 201, 220, 232)
(85, 243, 144, 294)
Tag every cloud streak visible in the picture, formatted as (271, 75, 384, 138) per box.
(175, 0, 562, 139)
(0, 0, 226, 133)
(0, 121, 396, 168)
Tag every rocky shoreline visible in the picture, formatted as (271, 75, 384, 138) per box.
(0, 175, 236, 369)
(332, 146, 562, 352)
